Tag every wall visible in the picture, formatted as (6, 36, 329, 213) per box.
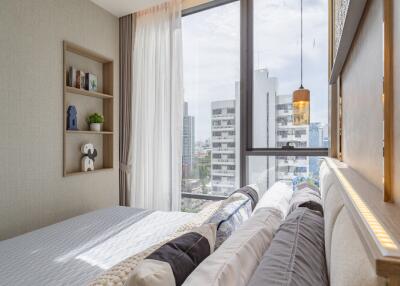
(393, 0, 400, 205)
(0, 0, 119, 240)
(340, 0, 383, 191)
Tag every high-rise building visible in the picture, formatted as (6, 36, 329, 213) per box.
(275, 94, 309, 181)
(182, 102, 195, 178)
(308, 122, 328, 178)
(211, 99, 239, 196)
(247, 69, 309, 187)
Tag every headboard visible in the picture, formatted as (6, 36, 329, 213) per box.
(320, 158, 400, 286)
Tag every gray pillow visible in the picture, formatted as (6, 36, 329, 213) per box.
(248, 207, 328, 286)
(288, 184, 323, 216)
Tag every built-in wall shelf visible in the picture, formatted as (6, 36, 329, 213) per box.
(65, 86, 113, 99)
(65, 168, 114, 177)
(66, 130, 113, 135)
(63, 40, 114, 177)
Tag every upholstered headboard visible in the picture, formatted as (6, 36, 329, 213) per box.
(320, 158, 400, 286)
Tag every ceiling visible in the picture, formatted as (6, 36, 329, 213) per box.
(90, 0, 166, 17)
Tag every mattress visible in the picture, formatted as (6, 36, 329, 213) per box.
(0, 206, 196, 286)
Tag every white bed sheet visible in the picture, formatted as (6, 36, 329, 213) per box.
(0, 206, 196, 286)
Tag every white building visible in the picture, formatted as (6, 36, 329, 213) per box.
(247, 69, 310, 187)
(211, 99, 240, 196)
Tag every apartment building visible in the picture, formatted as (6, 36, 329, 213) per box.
(211, 100, 239, 196)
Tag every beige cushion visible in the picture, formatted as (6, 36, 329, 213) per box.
(182, 207, 283, 286)
(322, 183, 345, 273)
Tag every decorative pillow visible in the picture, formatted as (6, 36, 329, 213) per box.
(247, 207, 328, 286)
(125, 224, 217, 286)
(90, 203, 223, 286)
(253, 181, 292, 218)
(230, 185, 259, 210)
(182, 207, 283, 286)
(288, 181, 323, 216)
(207, 193, 253, 248)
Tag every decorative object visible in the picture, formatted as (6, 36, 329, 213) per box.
(76, 70, 85, 89)
(85, 73, 97, 91)
(87, 113, 104, 132)
(68, 66, 76, 87)
(292, 0, 310, 126)
(81, 143, 98, 172)
(66, 105, 78, 130)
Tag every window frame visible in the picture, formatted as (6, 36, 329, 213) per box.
(181, 0, 329, 198)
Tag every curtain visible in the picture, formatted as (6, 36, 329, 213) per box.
(130, 0, 183, 211)
(119, 14, 134, 206)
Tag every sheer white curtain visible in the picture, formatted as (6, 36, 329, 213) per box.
(130, 0, 183, 211)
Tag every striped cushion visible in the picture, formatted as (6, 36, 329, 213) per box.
(126, 224, 217, 286)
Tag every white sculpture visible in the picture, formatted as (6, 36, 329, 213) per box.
(81, 143, 97, 172)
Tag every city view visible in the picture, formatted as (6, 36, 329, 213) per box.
(181, 0, 328, 212)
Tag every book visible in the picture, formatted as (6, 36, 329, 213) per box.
(85, 73, 97, 91)
(76, 70, 85, 89)
(68, 67, 76, 87)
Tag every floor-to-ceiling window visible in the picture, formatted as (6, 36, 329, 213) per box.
(245, 0, 328, 188)
(181, 0, 328, 212)
(181, 1, 240, 212)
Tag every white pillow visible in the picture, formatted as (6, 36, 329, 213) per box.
(182, 207, 283, 286)
(252, 181, 293, 218)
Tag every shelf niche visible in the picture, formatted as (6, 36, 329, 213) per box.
(63, 41, 114, 176)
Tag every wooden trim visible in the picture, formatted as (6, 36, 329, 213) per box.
(383, 0, 393, 202)
(328, 82, 338, 158)
(63, 42, 67, 177)
(337, 75, 343, 161)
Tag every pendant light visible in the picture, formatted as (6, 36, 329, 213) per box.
(293, 0, 310, 126)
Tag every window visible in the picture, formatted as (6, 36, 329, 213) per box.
(181, 0, 329, 212)
(244, 0, 329, 188)
(181, 1, 240, 212)
(251, 0, 328, 149)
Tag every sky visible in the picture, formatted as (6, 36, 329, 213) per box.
(182, 0, 328, 142)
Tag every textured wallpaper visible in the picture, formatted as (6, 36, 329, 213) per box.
(0, 0, 119, 240)
(334, 0, 350, 57)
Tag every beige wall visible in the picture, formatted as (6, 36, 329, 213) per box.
(0, 0, 119, 240)
(341, 0, 383, 191)
(393, 0, 400, 205)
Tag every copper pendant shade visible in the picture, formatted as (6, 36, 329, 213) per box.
(292, 0, 310, 126)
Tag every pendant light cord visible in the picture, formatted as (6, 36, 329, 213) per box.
(300, 0, 303, 89)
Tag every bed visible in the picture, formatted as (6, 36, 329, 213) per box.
(0, 206, 199, 286)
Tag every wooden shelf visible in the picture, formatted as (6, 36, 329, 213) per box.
(65, 168, 114, 177)
(63, 40, 114, 177)
(66, 130, 113, 135)
(65, 86, 113, 99)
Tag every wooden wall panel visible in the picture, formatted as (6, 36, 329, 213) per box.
(392, 0, 400, 205)
(341, 0, 384, 191)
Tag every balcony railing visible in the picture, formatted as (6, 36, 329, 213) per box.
(212, 170, 235, 176)
(212, 158, 235, 164)
(212, 148, 235, 153)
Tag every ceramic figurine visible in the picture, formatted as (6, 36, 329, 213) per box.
(67, 105, 78, 130)
(81, 143, 98, 172)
